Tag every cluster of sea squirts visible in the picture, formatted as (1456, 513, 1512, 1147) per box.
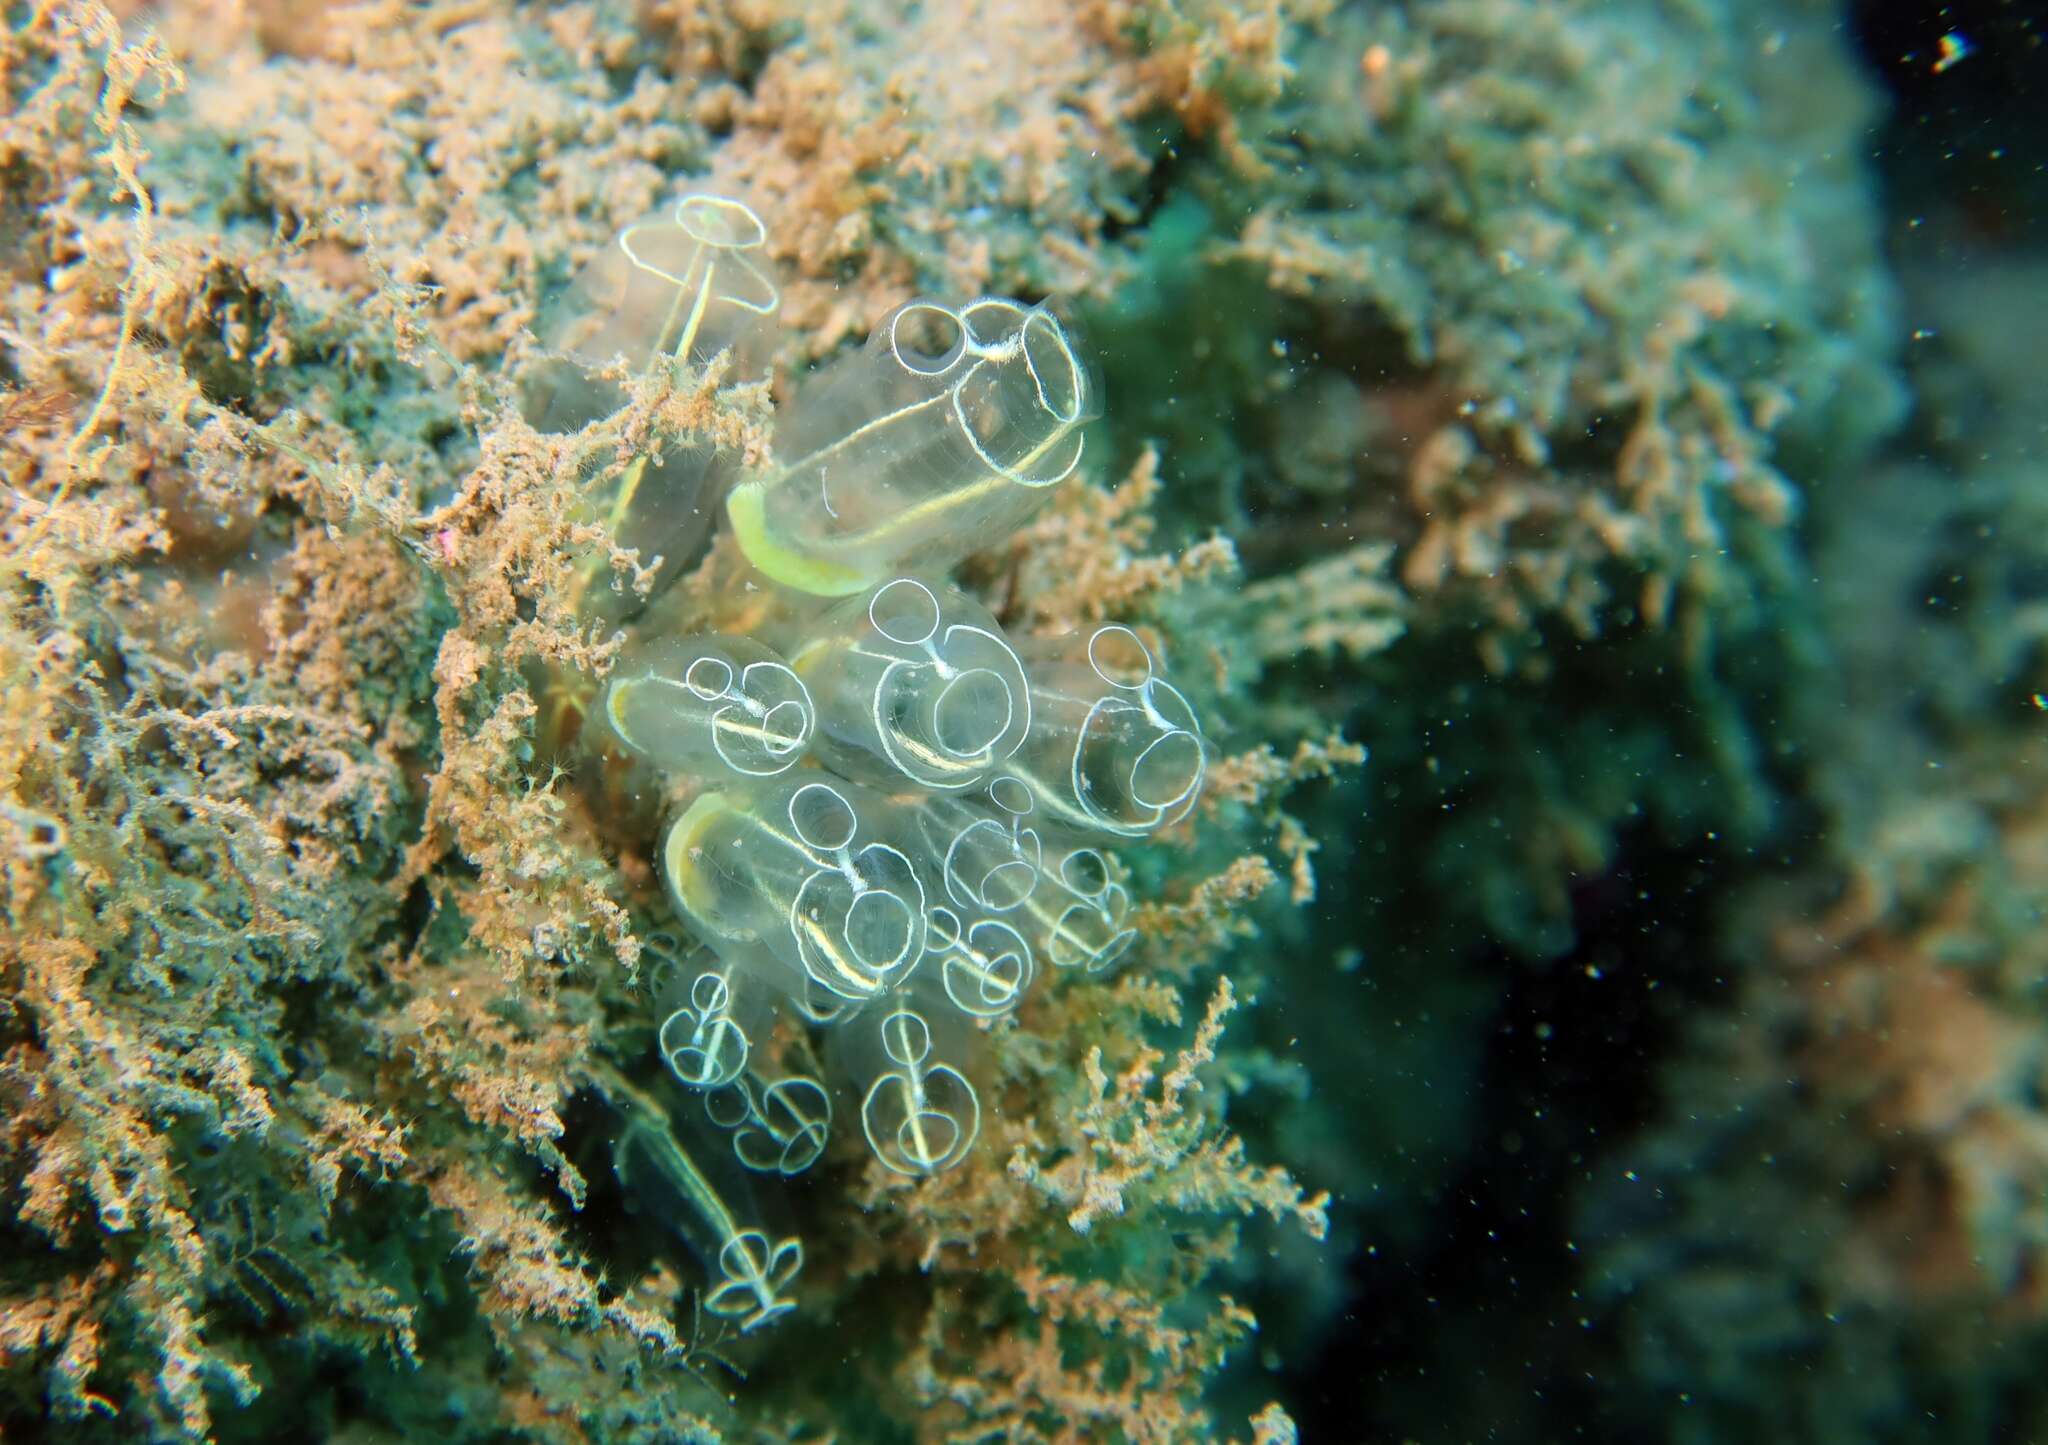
(538, 194, 1209, 1331)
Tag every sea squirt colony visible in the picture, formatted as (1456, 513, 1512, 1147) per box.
(544, 193, 1209, 1330)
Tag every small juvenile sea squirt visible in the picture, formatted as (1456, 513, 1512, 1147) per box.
(602, 635, 815, 779)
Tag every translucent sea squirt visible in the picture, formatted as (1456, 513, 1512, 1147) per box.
(528, 192, 782, 621)
(727, 299, 1098, 595)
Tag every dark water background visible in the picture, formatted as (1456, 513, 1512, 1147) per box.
(1288, 5, 2048, 1439)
